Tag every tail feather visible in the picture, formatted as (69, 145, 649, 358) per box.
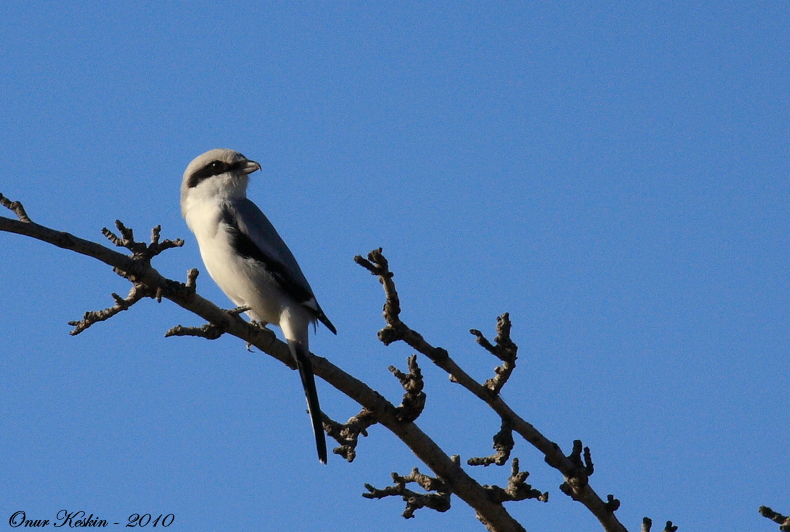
(288, 340, 328, 464)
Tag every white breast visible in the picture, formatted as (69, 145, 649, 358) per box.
(183, 196, 285, 325)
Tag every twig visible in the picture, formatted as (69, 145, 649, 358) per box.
(2, 204, 650, 532)
(760, 507, 790, 531)
(323, 408, 377, 462)
(388, 354, 426, 422)
(355, 248, 629, 532)
(0, 193, 32, 223)
(364, 467, 452, 518)
(483, 458, 548, 504)
(470, 313, 518, 394)
(556, 440, 595, 498)
(354, 248, 626, 532)
(165, 323, 225, 340)
(604, 494, 620, 512)
(1, 212, 531, 532)
(69, 285, 153, 335)
(641, 518, 678, 532)
(102, 220, 183, 260)
(468, 417, 514, 467)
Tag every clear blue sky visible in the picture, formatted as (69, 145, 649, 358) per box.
(1, 2, 787, 531)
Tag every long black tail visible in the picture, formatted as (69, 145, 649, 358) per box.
(288, 340, 328, 464)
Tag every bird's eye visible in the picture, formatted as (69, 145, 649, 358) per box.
(187, 159, 233, 188)
(209, 161, 227, 173)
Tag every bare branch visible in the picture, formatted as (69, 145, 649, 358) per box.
(323, 408, 377, 462)
(102, 220, 184, 259)
(604, 494, 621, 512)
(165, 323, 226, 340)
(388, 354, 426, 422)
(471, 313, 518, 394)
(471, 313, 516, 362)
(0, 193, 32, 223)
(101, 220, 134, 249)
(483, 458, 548, 504)
(363, 467, 452, 518)
(149, 225, 185, 256)
(354, 249, 448, 362)
(1, 212, 530, 532)
(558, 440, 596, 499)
(185, 268, 199, 291)
(165, 306, 266, 343)
(68, 284, 153, 335)
(469, 417, 514, 467)
(641, 519, 677, 532)
(356, 248, 629, 532)
(760, 507, 790, 531)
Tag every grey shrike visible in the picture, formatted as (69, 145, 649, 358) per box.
(180, 148, 336, 464)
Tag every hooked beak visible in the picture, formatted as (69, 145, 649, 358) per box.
(241, 159, 261, 175)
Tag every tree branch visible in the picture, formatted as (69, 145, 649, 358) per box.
(470, 313, 518, 394)
(355, 247, 629, 532)
(468, 417, 514, 467)
(322, 408, 377, 462)
(364, 466, 453, 518)
(0, 193, 32, 223)
(760, 507, 790, 531)
(69, 284, 154, 335)
(0, 198, 529, 532)
(388, 354, 426, 423)
(2, 196, 699, 532)
(482, 458, 548, 504)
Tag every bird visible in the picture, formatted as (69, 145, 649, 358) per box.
(180, 148, 336, 464)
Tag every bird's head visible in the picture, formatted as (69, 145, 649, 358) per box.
(181, 149, 261, 214)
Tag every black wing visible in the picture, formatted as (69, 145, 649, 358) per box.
(221, 200, 336, 334)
